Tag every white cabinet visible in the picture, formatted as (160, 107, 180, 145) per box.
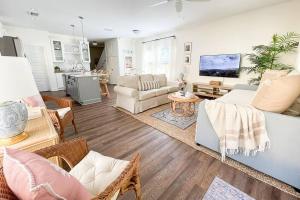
(51, 40, 64, 62)
(55, 73, 65, 90)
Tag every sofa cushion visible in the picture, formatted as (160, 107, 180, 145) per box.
(3, 148, 91, 200)
(57, 107, 71, 119)
(165, 85, 179, 93)
(155, 87, 169, 96)
(261, 69, 289, 82)
(139, 74, 154, 82)
(118, 75, 139, 90)
(139, 90, 157, 100)
(252, 75, 300, 113)
(69, 151, 129, 199)
(153, 74, 167, 87)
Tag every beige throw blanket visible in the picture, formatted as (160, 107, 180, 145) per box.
(205, 100, 270, 161)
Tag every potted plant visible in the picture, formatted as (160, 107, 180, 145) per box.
(243, 32, 299, 85)
(54, 66, 61, 73)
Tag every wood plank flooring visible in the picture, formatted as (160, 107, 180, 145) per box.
(43, 86, 298, 200)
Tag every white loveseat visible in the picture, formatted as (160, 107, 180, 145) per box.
(114, 74, 179, 114)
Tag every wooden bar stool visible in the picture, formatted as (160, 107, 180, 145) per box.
(100, 79, 111, 98)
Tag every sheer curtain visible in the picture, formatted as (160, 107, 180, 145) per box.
(141, 37, 178, 81)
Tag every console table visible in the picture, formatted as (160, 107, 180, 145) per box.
(0, 109, 59, 164)
(192, 82, 233, 99)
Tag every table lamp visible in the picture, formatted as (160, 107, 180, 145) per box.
(0, 56, 40, 145)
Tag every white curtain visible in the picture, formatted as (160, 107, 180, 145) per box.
(141, 37, 178, 81)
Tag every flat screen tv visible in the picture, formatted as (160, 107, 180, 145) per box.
(199, 54, 241, 78)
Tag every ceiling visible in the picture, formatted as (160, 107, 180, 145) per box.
(0, 0, 290, 41)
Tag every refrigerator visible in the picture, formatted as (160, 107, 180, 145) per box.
(0, 36, 24, 57)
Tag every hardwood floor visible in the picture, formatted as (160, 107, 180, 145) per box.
(43, 86, 297, 200)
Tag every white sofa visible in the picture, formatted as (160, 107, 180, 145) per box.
(114, 74, 179, 114)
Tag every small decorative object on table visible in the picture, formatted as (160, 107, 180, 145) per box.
(177, 73, 187, 96)
(209, 80, 222, 86)
(0, 57, 40, 145)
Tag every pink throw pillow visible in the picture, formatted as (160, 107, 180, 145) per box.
(3, 148, 92, 200)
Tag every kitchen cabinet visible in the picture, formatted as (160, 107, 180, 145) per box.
(55, 73, 65, 90)
(51, 40, 64, 62)
(65, 74, 101, 105)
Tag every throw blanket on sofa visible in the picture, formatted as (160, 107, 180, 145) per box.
(205, 100, 270, 161)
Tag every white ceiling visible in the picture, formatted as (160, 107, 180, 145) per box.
(0, 0, 290, 41)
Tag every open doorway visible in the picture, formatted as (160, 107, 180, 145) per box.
(89, 41, 105, 70)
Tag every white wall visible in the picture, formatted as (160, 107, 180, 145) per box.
(105, 38, 137, 84)
(118, 38, 136, 76)
(3, 25, 89, 91)
(136, 0, 300, 87)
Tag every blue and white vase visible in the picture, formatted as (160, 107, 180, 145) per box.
(0, 101, 28, 139)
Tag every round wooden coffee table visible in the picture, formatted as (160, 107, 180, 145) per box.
(168, 93, 200, 117)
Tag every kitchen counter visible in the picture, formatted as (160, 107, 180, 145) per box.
(68, 73, 99, 78)
(64, 73, 101, 105)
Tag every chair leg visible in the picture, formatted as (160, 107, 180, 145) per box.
(104, 83, 111, 98)
(134, 175, 142, 200)
(72, 119, 78, 134)
(59, 128, 65, 142)
(132, 161, 142, 200)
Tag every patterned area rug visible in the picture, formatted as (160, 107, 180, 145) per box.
(151, 108, 197, 129)
(203, 177, 255, 200)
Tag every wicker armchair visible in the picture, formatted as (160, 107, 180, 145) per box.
(42, 95, 78, 142)
(0, 138, 142, 200)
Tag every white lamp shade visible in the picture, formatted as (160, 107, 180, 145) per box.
(0, 57, 40, 102)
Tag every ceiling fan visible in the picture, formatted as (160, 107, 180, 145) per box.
(150, 0, 210, 13)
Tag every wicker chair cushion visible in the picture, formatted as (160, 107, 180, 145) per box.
(3, 148, 92, 200)
(57, 107, 71, 119)
(69, 151, 129, 199)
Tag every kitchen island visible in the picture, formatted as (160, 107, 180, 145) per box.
(64, 73, 101, 105)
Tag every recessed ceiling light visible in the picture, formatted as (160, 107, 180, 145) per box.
(27, 8, 39, 17)
(92, 42, 98, 46)
(132, 29, 140, 34)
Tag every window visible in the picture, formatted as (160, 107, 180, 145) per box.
(141, 37, 177, 80)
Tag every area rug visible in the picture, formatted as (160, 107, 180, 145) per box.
(151, 108, 197, 129)
(114, 104, 300, 198)
(203, 177, 255, 200)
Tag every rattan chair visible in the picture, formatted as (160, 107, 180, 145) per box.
(42, 95, 78, 142)
(0, 138, 142, 200)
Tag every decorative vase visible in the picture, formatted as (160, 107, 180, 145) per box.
(0, 101, 28, 139)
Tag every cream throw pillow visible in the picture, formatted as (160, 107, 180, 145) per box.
(260, 69, 289, 82)
(252, 75, 300, 113)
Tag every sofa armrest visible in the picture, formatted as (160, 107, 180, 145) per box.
(114, 86, 138, 97)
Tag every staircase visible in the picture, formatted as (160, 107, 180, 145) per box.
(96, 48, 106, 70)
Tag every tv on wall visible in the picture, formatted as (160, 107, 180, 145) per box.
(199, 54, 241, 78)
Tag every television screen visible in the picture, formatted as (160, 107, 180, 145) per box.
(199, 54, 241, 78)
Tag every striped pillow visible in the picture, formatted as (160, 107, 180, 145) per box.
(139, 80, 160, 91)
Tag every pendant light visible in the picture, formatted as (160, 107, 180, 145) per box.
(78, 16, 89, 64)
(78, 16, 87, 47)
